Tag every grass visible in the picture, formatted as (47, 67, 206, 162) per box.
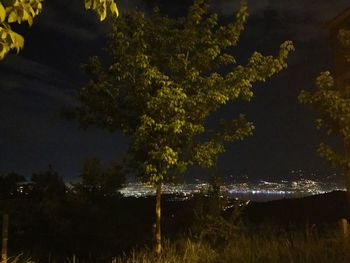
(5, 214, 350, 262)
(114, 229, 350, 263)
(6, 230, 350, 262)
(1, 253, 35, 263)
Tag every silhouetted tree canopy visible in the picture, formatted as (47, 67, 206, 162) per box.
(0, 172, 25, 198)
(31, 165, 66, 199)
(78, 157, 125, 196)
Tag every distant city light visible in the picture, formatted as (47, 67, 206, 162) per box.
(118, 172, 345, 200)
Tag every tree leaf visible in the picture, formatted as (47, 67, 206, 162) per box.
(7, 11, 17, 23)
(99, 9, 107, 21)
(84, 0, 93, 9)
(109, 1, 119, 17)
(0, 3, 6, 23)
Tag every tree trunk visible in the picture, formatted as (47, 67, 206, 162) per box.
(1, 214, 9, 263)
(346, 171, 350, 203)
(339, 218, 349, 239)
(154, 182, 162, 256)
(345, 141, 350, 202)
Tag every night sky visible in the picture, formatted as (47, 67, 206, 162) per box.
(0, 0, 349, 181)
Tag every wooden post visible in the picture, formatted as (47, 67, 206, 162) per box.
(1, 214, 9, 263)
(339, 218, 348, 239)
(344, 141, 350, 202)
(155, 182, 162, 256)
(343, 142, 350, 240)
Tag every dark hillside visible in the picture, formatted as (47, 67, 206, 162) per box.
(242, 191, 349, 225)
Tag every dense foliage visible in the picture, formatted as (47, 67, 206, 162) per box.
(338, 29, 350, 62)
(299, 72, 350, 169)
(75, 0, 293, 187)
(299, 28, 350, 197)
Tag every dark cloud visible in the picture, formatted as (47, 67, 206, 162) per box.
(213, 0, 349, 43)
(0, 55, 68, 85)
(214, 0, 348, 18)
(34, 0, 101, 40)
(33, 0, 147, 41)
(0, 55, 75, 107)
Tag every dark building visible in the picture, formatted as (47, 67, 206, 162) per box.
(326, 8, 350, 88)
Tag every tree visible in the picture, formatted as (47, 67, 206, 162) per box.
(338, 29, 350, 62)
(73, 0, 294, 254)
(79, 157, 103, 192)
(0, 0, 119, 59)
(0, 172, 25, 198)
(78, 157, 124, 195)
(103, 160, 125, 195)
(299, 29, 350, 200)
(31, 165, 66, 200)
